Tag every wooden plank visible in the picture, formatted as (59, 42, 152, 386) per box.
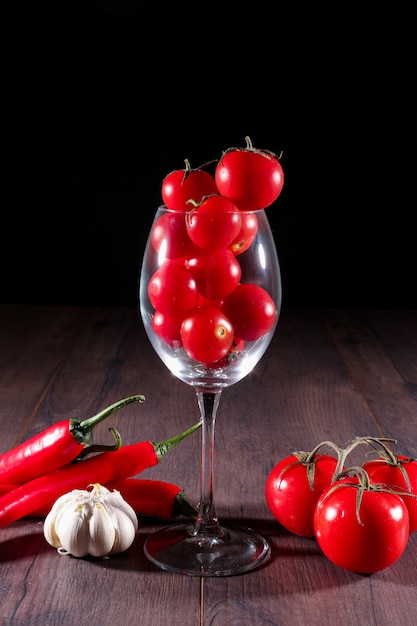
(201, 529, 417, 626)
(0, 519, 201, 626)
(324, 309, 417, 454)
(0, 305, 92, 452)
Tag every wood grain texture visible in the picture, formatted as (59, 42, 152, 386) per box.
(0, 305, 416, 626)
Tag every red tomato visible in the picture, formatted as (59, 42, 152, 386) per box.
(265, 453, 339, 537)
(221, 283, 277, 341)
(151, 311, 183, 347)
(185, 248, 241, 300)
(180, 305, 234, 365)
(314, 476, 409, 573)
(186, 195, 242, 250)
(229, 212, 259, 256)
(148, 262, 198, 317)
(196, 294, 223, 308)
(363, 454, 417, 534)
(162, 161, 218, 211)
(206, 337, 244, 369)
(215, 137, 284, 211)
(151, 212, 199, 260)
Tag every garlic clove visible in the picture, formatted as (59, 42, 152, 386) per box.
(44, 490, 86, 548)
(88, 503, 116, 557)
(55, 501, 92, 557)
(43, 509, 62, 549)
(110, 511, 138, 554)
(107, 492, 139, 529)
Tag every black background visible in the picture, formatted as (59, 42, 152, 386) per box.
(1, 2, 416, 309)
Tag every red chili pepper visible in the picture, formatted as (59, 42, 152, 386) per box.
(0, 420, 201, 528)
(0, 395, 145, 484)
(105, 478, 197, 519)
(0, 479, 198, 520)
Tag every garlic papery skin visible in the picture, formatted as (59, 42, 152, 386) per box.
(43, 483, 139, 558)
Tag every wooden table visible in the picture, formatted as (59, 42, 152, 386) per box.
(1, 305, 416, 625)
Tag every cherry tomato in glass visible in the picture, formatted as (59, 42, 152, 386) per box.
(186, 195, 242, 250)
(151, 310, 183, 347)
(221, 283, 277, 341)
(162, 161, 218, 211)
(148, 262, 198, 317)
(185, 247, 241, 300)
(229, 212, 258, 255)
(363, 454, 417, 534)
(197, 294, 223, 308)
(180, 305, 234, 365)
(314, 477, 409, 573)
(151, 212, 199, 260)
(265, 453, 339, 537)
(206, 337, 244, 369)
(215, 137, 284, 211)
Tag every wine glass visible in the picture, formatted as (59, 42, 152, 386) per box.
(139, 204, 282, 576)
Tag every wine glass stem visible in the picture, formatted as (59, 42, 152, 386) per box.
(193, 390, 226, 538)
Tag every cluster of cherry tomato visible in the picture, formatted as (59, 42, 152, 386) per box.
(147, 137, 284, 367)
(265, 436, 417, 574)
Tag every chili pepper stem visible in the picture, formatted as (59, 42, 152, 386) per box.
(173, 491, 198, 519)
(70, 395, 145, 444)
(153, 420, 202, 460)
(75, 428, 123, 460)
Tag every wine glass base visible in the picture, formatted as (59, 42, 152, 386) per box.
(143, 522, 271, 577)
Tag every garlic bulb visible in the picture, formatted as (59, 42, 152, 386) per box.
(43, 483, 139, 558)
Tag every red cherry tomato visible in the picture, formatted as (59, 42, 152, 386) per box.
(206, 337, 244, 369)
(363, 454, 417, 534)
(162, 161, 218, 211)
(186, 195, 242, 250)
(151, 310, 183, 347)
(197, 294, 223, 308)
(215, 137, 284, 211)
(221, 283, 277, 341)
(180, 305, 234, 365)
(151, 212, 199, 260)
(148, 262, 198, 317)
(314, 472, 409, 574)
(265, 452, 339, 537)
(185, 248, 241, 300)
(229, 212, 259, 255)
